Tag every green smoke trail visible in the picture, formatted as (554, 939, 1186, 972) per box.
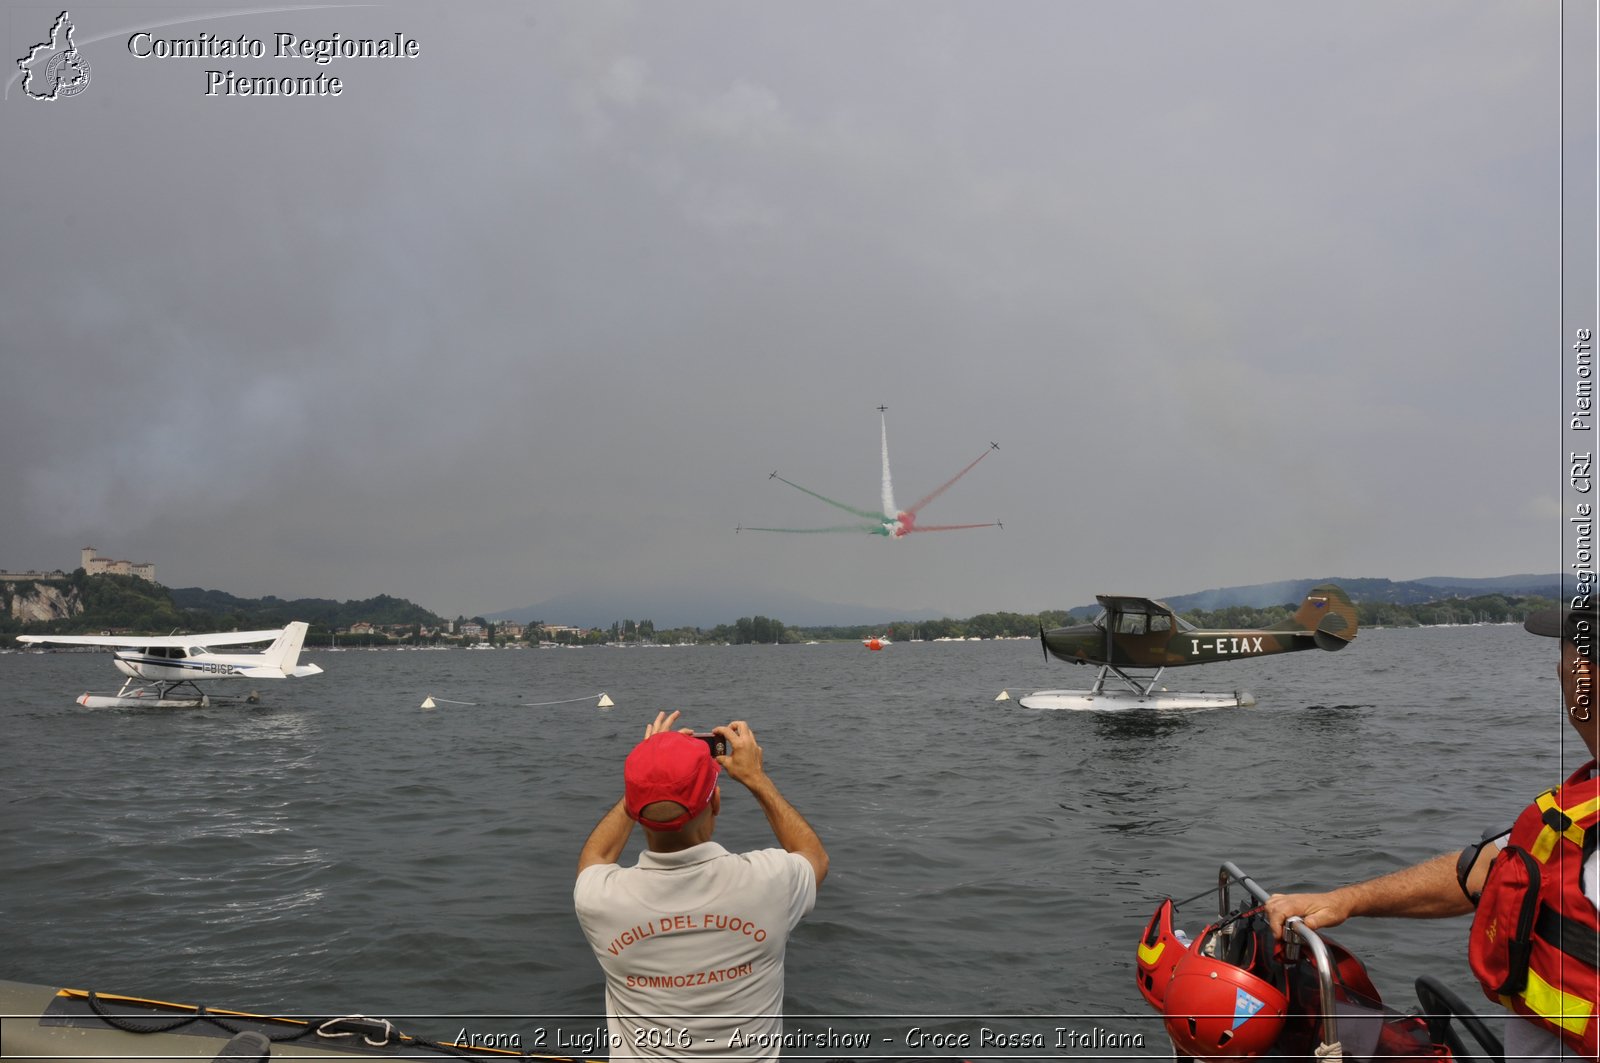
(741, 523, 885, 534)
(769, 474, 883, 521)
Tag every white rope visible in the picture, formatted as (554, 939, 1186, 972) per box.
(1313, 1040, 1343, 1061)
(316, 1016, 393, 1047)
(422, 692, 612, 709)
(519, 692, 608, 707)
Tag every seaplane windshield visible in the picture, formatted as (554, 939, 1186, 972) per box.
(1092, 606, 1194, 633)
(1114, 613, 1148, 635)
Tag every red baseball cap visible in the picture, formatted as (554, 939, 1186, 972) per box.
(624, 731, 721, 832)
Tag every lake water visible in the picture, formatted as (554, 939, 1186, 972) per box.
(0, 626, 1583, 1058)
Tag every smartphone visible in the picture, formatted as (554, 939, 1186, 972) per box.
(694, 732, 729, 758)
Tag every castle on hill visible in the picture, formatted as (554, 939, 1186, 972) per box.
(0, 547, 155, 583)
(80, 546, 155, 581)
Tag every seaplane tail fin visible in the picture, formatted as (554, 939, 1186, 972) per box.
(262, 624, 308, 672)
(1270, 583, 1358, 649)
(238, 623, 323, 678)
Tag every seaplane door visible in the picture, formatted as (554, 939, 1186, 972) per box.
(1108, 607, 1167, 667)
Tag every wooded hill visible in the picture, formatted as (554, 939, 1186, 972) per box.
(0, 573, 442, 637)
(0, 573, 1561, 645)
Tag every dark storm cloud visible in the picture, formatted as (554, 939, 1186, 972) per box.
(0, 1, 1567, 621)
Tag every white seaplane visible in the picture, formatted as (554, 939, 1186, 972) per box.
(16, 622, 323, 708)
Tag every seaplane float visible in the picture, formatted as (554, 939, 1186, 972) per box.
(16, 622, 323, 708)
(1138, 861, 1502, 1062)
(1019, 583, 1358, 710)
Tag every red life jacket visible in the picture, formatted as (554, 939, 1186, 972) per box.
(1469, 760, 1600, 1057)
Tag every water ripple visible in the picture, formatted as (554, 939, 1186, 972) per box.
(0, 627, 1571, 1026)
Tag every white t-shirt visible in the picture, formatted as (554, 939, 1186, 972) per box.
(574, 841, 816, 1061)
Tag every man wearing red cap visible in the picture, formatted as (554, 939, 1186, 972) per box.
(1264, 607, 1598, 1059)
(575, 711, 828, 1060)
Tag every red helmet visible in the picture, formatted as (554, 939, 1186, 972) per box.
(1135, 898, 1188, 1007)
(1161, 923, 1289, 1060)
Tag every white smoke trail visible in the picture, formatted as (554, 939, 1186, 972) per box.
(879, 408, 897, 520)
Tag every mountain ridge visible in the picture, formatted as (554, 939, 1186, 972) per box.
(1150, 574, 1562, 614)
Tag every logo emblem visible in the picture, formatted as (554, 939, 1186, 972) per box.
(1232, 987, 1266, 1028)
(17, 11, 91, 100)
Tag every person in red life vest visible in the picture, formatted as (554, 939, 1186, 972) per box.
(1265, 607, 1598, 1060)
(574, 711, 828, 1061)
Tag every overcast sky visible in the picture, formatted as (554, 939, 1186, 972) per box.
(1, 1, 1586, 624)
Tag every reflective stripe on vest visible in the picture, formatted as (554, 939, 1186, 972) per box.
(1517, 966, 1593, 1039)
(1531, 789, 1600, 863)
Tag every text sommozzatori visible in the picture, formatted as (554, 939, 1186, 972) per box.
(126, 30, 420, 97)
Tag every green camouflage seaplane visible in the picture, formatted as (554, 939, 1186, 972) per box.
(1020, 583, 1358, 709)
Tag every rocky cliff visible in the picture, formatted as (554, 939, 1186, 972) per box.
(4, 581, 84, 623)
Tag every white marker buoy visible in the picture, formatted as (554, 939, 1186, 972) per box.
(597, 693, 614, 708)
(421, 696, 476, 708)
(995, 690, 1011, 701)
